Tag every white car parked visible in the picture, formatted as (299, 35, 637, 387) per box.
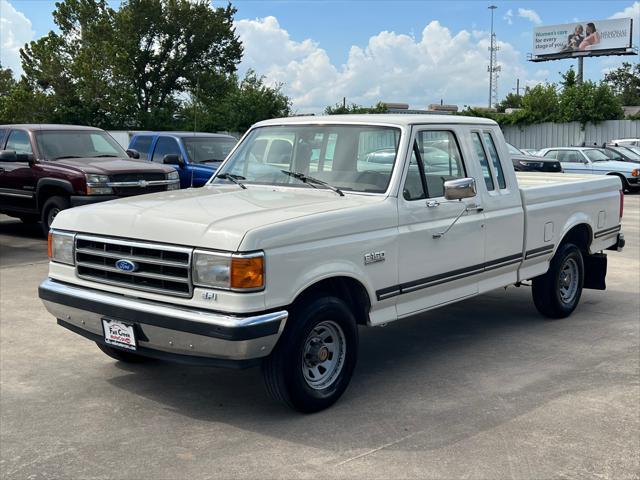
(40, 115, 625, 412)
(537, 147, 639, 192)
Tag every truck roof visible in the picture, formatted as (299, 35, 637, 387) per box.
(0, 124, 104, 132)
(134, 131, 237, 139)
(255, 114, 497, 128)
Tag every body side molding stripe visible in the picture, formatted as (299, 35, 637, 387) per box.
(376, 252, 529, 301)
(594, 225, 621, 239)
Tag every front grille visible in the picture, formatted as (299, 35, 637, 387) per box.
(75, 235, 193, 297)
(111, 172, 166, 182)
(114, 185, 167, 196)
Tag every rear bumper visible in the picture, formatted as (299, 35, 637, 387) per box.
(606, 233, 625, 252)
(38, 279, 288, 367)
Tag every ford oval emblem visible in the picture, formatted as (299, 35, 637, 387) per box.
(115, 259, 138, 272)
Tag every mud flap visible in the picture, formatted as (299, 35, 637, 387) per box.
(583, 253, 607, 290)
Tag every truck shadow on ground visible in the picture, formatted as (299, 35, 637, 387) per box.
(0, 218, 43, 240)
(105, 287, 630, 455)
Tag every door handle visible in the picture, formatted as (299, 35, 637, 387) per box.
(426, 200, 440, 208)
(466, 204, 484, 212)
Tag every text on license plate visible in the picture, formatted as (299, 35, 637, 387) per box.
(102, 319, 137, 351)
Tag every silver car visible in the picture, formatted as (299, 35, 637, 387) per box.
(537, 147, 639, 192)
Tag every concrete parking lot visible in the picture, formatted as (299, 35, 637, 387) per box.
(1, 197, 638, 480)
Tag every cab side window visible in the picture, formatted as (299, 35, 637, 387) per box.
(482, 132, 506, 189)
(404, 130, 466, 200)
(0, 129, 7, 148)
(543, 150, 557, 159)
(557, 150, 582, 163)
(6, 130, 33, 155)
(130, 136, 153, 160)
(472, 132, 494, 191)
(152, 137, 181, 163)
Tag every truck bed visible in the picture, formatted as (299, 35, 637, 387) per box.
(515, 172, 622, 282)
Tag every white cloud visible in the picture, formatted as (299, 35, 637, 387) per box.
(503, 9, 513, 25)
(236, 16, 529, 112)
(0, 0, 34, 75)
(517, 8, 542, 25)
(609, 1, 640, 20)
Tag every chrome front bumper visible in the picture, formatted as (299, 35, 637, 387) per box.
(39, 279, 288, 367)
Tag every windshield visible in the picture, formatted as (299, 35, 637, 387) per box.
(36, 130, 127, 160)
(183, 137, 237, 164)
(213, 125, 401, 194)
(613, 146, 640, 160)
(506, 142, 522, 155)
(584, 149, 610, 162)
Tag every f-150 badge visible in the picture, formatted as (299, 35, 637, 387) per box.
(364, 251, 385, 265)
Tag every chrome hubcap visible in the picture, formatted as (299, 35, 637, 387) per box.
(559, 257, 579, 304)
(301, 320, 346, 390)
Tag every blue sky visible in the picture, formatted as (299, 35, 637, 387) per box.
(2, 0, 639, 112)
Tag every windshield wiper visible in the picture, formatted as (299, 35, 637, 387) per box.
(92, 154, 120, 158)
(216, 173, 247, 189)
(52, 155, 83, 160)
(281, 170, 344, 197)
(199, 159, 222, 163)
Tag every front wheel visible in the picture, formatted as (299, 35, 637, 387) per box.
(41, 196, 69, 236)
(262, 295, 358, 413)
(532, 243, 584, 319)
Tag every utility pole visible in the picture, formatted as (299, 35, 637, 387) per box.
(487, 5, 501, 109)
(577, 57, 584, 84)
(513, 78, 521, 96)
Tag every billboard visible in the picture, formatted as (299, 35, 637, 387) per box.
(532, 18, 633, 58)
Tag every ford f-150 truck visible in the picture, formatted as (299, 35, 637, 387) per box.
(39, 115, 625, 412)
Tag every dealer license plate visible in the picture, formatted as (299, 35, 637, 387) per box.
(102, 319, 137, 351)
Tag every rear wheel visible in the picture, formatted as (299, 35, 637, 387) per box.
(95, 342, 153, 363)
(41, 196, 69, 235)
(262, 295, 358, 413)
(532, 243, 584, 319)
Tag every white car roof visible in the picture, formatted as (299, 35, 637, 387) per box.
(254, 114, 497, 128)
(540, 147, 601, 151)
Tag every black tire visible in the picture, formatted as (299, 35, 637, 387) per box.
(262, 295, 358, 413)
(95, 342, 152, 363)
(41, 196, 69, 235)
(532, 243, 584, 319)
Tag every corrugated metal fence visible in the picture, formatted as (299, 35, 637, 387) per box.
(502, 120, 640, 149)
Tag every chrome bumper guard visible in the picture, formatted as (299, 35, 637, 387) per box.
(39, 279, 288, 367)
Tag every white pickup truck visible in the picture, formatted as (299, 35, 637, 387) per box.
(39, 115, 626, 412)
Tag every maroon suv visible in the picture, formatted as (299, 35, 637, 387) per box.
(0, 124, 180, 234)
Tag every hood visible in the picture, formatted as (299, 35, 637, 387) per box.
(41, 157, 174, 175)
(52, 185, 386, 251)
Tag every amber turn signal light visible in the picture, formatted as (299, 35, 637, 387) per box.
(230, 256, 264, 290)
(47, 231, 53, 258)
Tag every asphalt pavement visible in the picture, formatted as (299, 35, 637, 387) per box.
(0, 197, 638, 479)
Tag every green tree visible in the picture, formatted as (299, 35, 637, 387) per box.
(324, 101, 388, 115)
(18, 0, 242, 128)
(603, 62, 640, 106)
(0, 66, 16, 97)
(184, 70, 291, 133)
(497, 93, 522, 113)
(518, 84, 560, 123)
(558, 80, 623, 125)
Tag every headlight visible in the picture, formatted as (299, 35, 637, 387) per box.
(167, 170, 179, 180)
(47, 230, 75, 265)
(193, 250, 264, 291)
(85, 174, 113, 195)
(519, 161, 543, 168)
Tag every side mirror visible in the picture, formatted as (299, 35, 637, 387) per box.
(126, 149, 140, 159)
(0, 150, 18, 162)
(444, 177, 477, 200)
(162, 154, 184, 168)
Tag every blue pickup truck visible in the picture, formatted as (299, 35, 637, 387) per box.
(128, 132, 237, 188)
